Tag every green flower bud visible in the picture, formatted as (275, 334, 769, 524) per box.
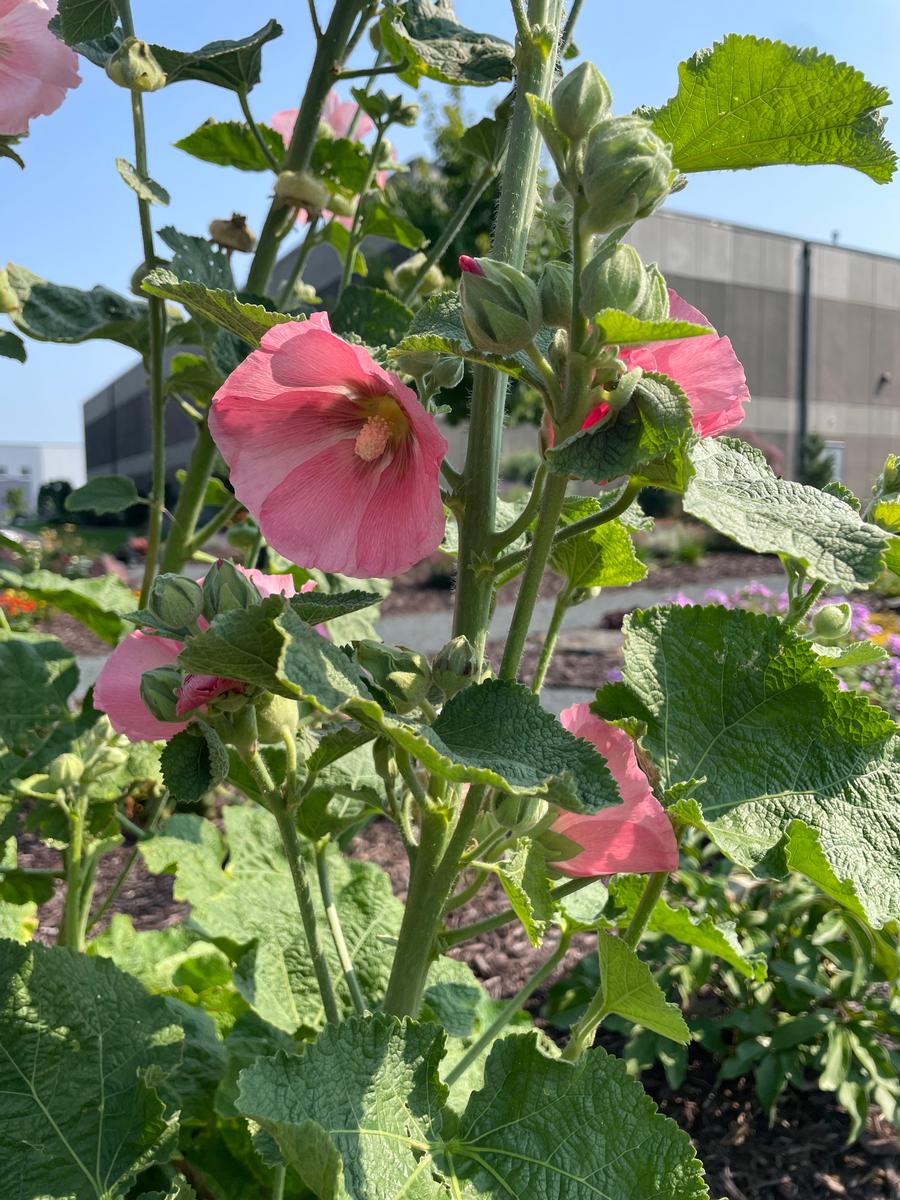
(633, 262, 669, 322)
(397, 102, 420, 127)
(458, 256, 542, 355)
(430, 355, 465, 391)
(539, 260, 574, 329)
(581, 243, 648, 318)
(274, 170, 330, 213)
(106, 36, 167, 92)
(431, 635, 478, 698)
(551, 62, 612, 141)
(372, 736, 398, 783)
(356, 640, 431, 713)
(386, 252, 445, 297)
(811, 603, 852, 644)
(582, 115, 677, 234)
(492, 793, 549, 833)
(148, 573, 203, 631)
(139, 665, 183, 724)
(254, 694, 300, 745)
(201, 560, 261, 620)
(48, 753, 84, 789)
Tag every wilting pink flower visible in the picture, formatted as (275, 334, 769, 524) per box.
(272, 90, 376, 226)
(551, 704, 678, 877)
(0, 0, 81, 135)
(583, 290, 749, 438)
(95, 567, 302, 742)
(209, 313, 447, 578)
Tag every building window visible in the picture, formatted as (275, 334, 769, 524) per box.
(21, 466, 31, 475)
(823, 440, 845, 483)
(0, 467, 5, 475)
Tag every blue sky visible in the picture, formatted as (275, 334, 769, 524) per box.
(2, 0, 900, 444)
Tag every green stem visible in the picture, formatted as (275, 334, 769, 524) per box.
(276, 216, 320, 309)
(383, 786, 486, 1017)
(160, 422, 218, 572)
(60, 798, 86, 949)
(245, 0, 365, 295)
(445, 931, 570, 1086)
(238, 90, 281, 171)
(338, 125, 386, 297)
(532, 586, 570, 693)
(271, 1166, 286, 1200)
(315, 839, 367, 1015)
(783, 578, 826, 630)
(440, 876, 595, 948)
(339, 59, 408, 80)
(88, 792, 167, 934)
(452, 0, 564, 665)
(622, 869, 668, 949)
(76, 849, 100, 949)
(243, 527, 265, 570)
(499, 472, 569, 680)
(489, 463, 546, 552)
(187, 496, 241, 558)
(399, 162, 499, 305)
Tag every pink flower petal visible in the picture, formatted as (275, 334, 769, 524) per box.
(0, 0, 81, 135)
(94, 632, 187, 743)
(176, 673, 245, 716)
(551, 704, 678, 877)
(240, 566, 299, 600)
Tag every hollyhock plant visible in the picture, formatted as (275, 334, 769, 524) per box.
(209, 313, 447, 578)
(95, 567, 302, 742)
(0, 0, 81, 135)
(550, 703, 678, 877)
(583, 289, 749, 438)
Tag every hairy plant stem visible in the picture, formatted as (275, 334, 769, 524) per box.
(399, 161, 499, 305)
(244, 751, 340, 1025)
(338, 124, 387, 297)
(441, 875, 595, 948)
(452, 0, 565, 666)
(783, 578, 826, 629)
(382, 786, 487, 1017)
(276, 216, 320, 309)
(60, 796, 87, 950)
(445, 931, 571, 1086)
(160, 421, 218, 571)
(315, 839, 367, 1015)
(245, 0, 366, 296)
(532, 586, 571, 692)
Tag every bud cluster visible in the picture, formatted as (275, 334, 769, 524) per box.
(458, 255, 542, 356)
(580, 244, 668, 322)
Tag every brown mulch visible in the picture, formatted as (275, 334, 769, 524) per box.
(21, 812, 899, 1199)
(33, 609, 108, 656)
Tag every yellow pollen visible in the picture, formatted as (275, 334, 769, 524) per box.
(354, 414, 393, 462)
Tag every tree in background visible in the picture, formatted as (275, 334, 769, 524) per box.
(37, 479, 72, 521)
(3, 486, 26, 520)
(799, 432, 838, 489)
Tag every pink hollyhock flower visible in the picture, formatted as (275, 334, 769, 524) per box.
(209, 313, 447, 578)
(0, 0, 81, 135)
(583, 289, 749, 438)
(551, 703, 678, 877)
(95, 567, 303, 742)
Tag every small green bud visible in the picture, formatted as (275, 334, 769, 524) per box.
(356, 640, 432, 713)
(48, 753, 83, 789)
(458, 255, 542, 355)
(492, 793, 549, 833)
(139, 665, 183, 724)
(634, 262, 669, 322)
(580, 243, 647, 318)
(254, 694, 300, 744)
(372, 736, 398, 783)
(386, 251, 445, 297)
(397, 102, 420, 127)
(274, 170, 330, 213)
(201, 560, 261, 620)
(106, 36, 167, 92)
(582, 115, 677, 234)
(548, 327, 569, 376)
(430, 355, 465, 391)
(811, 603, 852, 644)
(148, 573, 203, 631)
(431, 635, 478, 698)
(551, 62, 612, 141)
(539, 260, 574, 329)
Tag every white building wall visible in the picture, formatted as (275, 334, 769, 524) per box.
(0, 443, 85, 513)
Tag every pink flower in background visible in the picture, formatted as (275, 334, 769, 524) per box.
(551, 704, 678, 877)
(0, 0, 81, 135)
(95, 567, 302, 742)
(209, 313, 447, 578)
(583, 289, 749, 438)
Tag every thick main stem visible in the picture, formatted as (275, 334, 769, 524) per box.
(245, 0, 365, 295)
(159, 422, 218, 572)
(452, 0, 564, 664)
(60, 798, 86, 950)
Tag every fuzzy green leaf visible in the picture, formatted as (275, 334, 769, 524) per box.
(683, 437, 888, 587)
(142, 269, 294, 346)
(597, 933, 690, 1043)
(596, 604, 900, 926)
(152, 20, 283, 92)
(0, 941, 183, 1200)
(158, 226, 235, 291)
(494, 837, 554, 947)
(66, 473, 144, 514)
(551, 499, 647, 590)
(0, 635, 78, 742)
(648, 35, 896, 182)
(175, 120, 284, 171)
(380, 0, 514, 88)
(56, 0, 116, 44)
(4, 569, 137, 644)
(161, 724, 229, 803)
(0, 331, 26, 361)
(116, 158, 170, 205)
(359, 196, 427, 251)
(330, 285, 413, 348)
(593, 309, 711, 345)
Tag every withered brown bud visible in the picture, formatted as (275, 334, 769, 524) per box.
(209, 214, 256, 253)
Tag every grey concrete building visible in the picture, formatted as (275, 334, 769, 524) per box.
(82, 211, 900, 500)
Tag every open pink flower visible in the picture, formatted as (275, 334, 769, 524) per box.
(551, 704, 678, 877)
(583, 289, 749, 438)
(209, 313, 447, 578)
(95, 567, 303, 742)
(0, 0, 81, 135)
